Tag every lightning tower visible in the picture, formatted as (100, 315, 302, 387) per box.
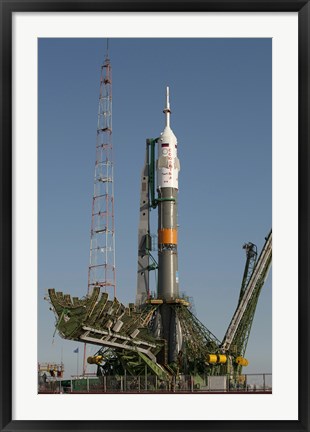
(88, 43, 116, 298)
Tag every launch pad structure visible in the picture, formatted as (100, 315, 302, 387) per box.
(47, 53, 272, 391)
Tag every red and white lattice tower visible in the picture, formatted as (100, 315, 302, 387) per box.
(88, 49, 116, 298)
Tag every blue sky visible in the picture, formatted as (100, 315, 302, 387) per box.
(38, 38, 272, 379)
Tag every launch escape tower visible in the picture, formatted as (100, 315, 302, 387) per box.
(88, 48, 116, 299)
(47, 77, 272, 387)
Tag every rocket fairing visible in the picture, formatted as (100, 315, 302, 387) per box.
(157, 87, 180, 190)
(157, 87, 181, 302)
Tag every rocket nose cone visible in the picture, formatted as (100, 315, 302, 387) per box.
(161, 126, 177, 145)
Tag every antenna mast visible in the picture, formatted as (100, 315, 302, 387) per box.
(88, 43, 116, 298)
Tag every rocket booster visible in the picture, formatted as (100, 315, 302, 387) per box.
(157, 87, 180, 301)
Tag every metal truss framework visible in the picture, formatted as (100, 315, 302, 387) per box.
(88, 53, 116, 297)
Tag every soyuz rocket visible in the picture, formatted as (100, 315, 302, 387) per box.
(157, 87, 180, 301)
(156, 87, 182, 363)
(136, 87, 182, 364)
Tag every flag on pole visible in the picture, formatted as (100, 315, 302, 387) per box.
(73, 348, 79, 353)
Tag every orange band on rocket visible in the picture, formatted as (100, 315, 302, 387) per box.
(158, 228, 178, 245)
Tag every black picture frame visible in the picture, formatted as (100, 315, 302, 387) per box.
(1, 1, 309, 431)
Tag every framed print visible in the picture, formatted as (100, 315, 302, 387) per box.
(1, 1, 309, 431)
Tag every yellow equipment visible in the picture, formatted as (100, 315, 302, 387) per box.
(235, 356, 249, 366)
(87, 355, 103, 365)
(206, 354, 227, 364)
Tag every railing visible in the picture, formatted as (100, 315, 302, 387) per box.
(38, 373, 272, 393)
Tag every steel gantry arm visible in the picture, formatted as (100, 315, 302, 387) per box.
(136, 139, 160, 307)
(221, 230, 272, 355)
